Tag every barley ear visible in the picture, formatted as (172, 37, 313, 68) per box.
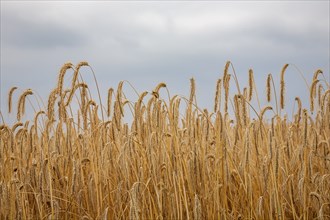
(17, 89, 33, 121)
(189, 78, 195, 104)
(312, 69, 323, 81)
(224, 74, 231, 113)
(260, 106, 273, 122)
(57, 62, 73, 95)
(76, 61, 89, 68)
(83, 100, 96, 130)
(12, 122, 23, 132)
(318, 84, 323, 107)
(302, 109, 308, 147)
(34, 110, 45, 134)
(295, 97, 302, 124)
(280, 64, 289, 109)
(248, 69, 254, 101)
(107, 88, 114, 117)
(8, 87, 18, 113)
(71, 61, 89, 89)
(214, 79, 221, 112)
(310, 79, 319, 112)
(136, 91, 148, 115)
(152, 82, 166, 99)
(234, 95, 241, 126)
(65, 83, 88, 106)
(194, 194, 202, 220)
(67, 61, 89, 104)
(47, 89, 58, 121)
(239, 93, 247, 126)
(116, 81, 124, 116)
(266, 74, 271, 102)
(222, 61, 230, 79)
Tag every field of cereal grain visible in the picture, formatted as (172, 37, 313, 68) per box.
(1, 61, 329, 219)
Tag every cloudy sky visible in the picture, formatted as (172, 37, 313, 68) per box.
(1, 1, 329, 122)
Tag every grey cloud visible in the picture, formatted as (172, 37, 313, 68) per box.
(2, 11, 86, 49)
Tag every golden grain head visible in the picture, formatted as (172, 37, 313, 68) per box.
(266, 74, 271, 102)
(280, 64, 289, 109)
(248, 69, 254, 101)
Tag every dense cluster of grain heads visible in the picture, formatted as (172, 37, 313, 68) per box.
(1, 62, 329, 219)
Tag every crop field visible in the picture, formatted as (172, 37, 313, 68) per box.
(0, 61, 329, 219)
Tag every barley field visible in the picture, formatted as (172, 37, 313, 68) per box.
(0, 61, 329, 219)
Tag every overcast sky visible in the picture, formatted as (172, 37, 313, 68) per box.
(1, 1, 329, 123)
